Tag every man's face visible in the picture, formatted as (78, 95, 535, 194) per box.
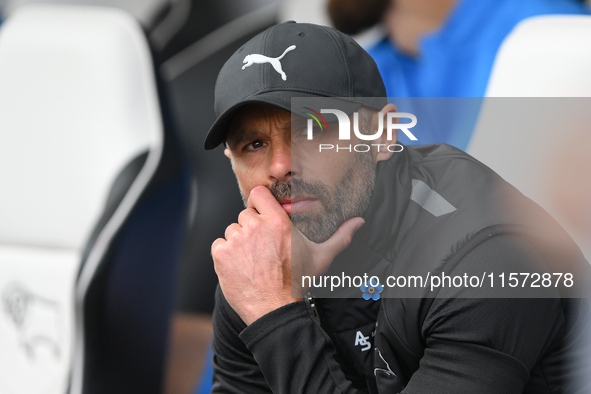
(225, 104, 381, 243)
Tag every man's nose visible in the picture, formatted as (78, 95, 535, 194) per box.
(268, 140, 291, 181)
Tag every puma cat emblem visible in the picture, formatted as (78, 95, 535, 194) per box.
(242, 45, 297, 81)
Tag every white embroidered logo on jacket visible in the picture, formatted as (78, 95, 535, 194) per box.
(241, 45, 296, 81)
(354, 330, 371, 352)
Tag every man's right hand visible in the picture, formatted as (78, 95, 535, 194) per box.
(211, 186, 364, 325)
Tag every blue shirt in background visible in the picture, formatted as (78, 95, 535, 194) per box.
(368, 0, 590, 149)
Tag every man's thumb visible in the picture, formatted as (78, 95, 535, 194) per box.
(318, 217, 365, 262)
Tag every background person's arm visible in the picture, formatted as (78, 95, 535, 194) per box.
(164, 314, 213, 394)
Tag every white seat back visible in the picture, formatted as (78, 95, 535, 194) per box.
(485, 15, 591, 97)
(0, 4, 162, 393)
(468, 15, 591, 261)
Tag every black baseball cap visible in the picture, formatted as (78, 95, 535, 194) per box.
(204, 21, 387, 150)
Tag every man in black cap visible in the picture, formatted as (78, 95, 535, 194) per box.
(206, 21, 590, 393)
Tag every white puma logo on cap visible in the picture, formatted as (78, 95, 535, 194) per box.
(242, 45, 296, 81)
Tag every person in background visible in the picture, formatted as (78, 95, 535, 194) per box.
(327, 0, 590, 149)
(0, 0, 5, 24)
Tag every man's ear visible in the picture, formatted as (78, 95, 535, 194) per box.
(224, 148, 231, 158)
(374, 103, 398, 163)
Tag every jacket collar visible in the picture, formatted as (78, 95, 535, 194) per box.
(353, 147, 412, 262)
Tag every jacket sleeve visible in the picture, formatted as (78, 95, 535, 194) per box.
(399, 234, 567, 394)
(211, 285, 271, 393)
(211, 285, 366, 393)
(400, 300, 539, 393)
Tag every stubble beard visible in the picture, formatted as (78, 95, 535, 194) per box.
(269, 152, 377, 243)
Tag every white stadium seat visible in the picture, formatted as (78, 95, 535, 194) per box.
(0, 4, 179, 393)
(468, 15, 591, 263)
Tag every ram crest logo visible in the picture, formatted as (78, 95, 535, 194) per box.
(2, 283, 61, 359)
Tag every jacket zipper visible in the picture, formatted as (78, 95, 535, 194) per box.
(305, 292, 321, 325)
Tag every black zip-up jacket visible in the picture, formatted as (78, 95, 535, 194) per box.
(211, 144, 591, 393)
